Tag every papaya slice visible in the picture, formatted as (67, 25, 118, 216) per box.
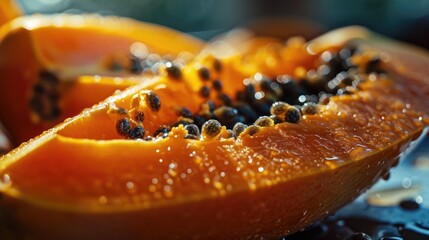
(0, 26, 428, 240)
(0, 14, 204, 145)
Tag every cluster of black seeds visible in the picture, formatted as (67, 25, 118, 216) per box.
(116, 118, 146, 139)
(107, 45, 185, 77)
(113, 91, 164, 140)
(115, 46, 386, 140)
(29, 70, 61, 121)
(130, 53, 165, 74)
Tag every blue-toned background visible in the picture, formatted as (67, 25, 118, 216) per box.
(18, 0, 429, 49)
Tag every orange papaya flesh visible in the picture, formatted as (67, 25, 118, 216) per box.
(0, 0, 21, 27)
(0, 27, 429, 239)
(61, 75, 146, 122)
(205, 33, 317, 78)
(0, 14, 204, 145)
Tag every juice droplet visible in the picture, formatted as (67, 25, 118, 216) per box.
(0, 174, 11, 189)
(98, 196, 108, 205)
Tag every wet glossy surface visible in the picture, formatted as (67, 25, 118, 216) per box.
(0, 28, 428, 239)
(285, 135, 429, 240)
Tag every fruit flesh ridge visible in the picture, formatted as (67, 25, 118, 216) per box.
(0, 26, 429, 239)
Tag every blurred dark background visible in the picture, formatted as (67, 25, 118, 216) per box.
(17, 0, 429, 49)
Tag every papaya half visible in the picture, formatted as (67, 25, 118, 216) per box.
(0, 25, 428, 240)
(0, 0, 19, 155)
(0, 14, 204, 146)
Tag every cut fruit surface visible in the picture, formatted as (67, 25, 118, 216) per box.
(0, 26, 428, 240)
(0, 14, 204, 145)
